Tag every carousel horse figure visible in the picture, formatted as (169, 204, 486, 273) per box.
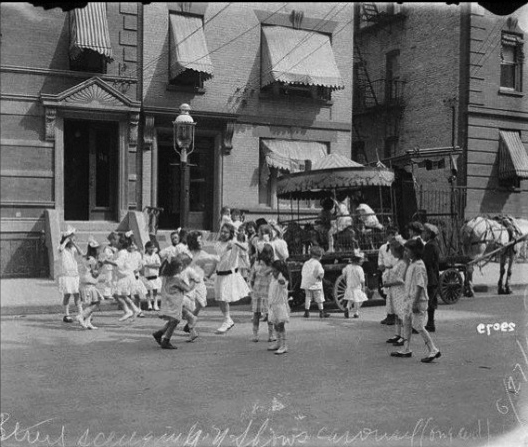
(461, 215, 528, 295)
(356, 203, 385, 250)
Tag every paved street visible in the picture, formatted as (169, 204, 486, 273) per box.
(1, 292, 527, 447)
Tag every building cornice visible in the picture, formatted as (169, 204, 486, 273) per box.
(0, 65, 137, 84)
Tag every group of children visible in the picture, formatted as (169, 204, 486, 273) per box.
(57, 208, 440, 362)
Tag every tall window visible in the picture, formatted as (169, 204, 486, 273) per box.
(352, 141, 367, 165)
(385, 50, 401, 103)
(501, 33, 523, 91)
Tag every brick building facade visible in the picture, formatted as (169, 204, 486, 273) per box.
(353, 3, 528, 224)
(0, 2, 353, 277)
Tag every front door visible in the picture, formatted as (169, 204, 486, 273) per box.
(158, 135, 215, 230)
(64, 119, 118, 221)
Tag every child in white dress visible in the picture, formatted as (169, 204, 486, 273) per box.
(383, 237, 408, 346)
(214, 222, 251, 333)
(99, 231, 119, 300)
(179, 254, 202, 342)
(267, 260, 291, 355)
(114, 235, 143, 321)
(77, 237, 104, 329)
(153, 255, 196, 350)
(342, 249, 368, 318)
(142, 241, 162, 311)
(185, 231, 219, 325)
(57, 226, 84, 323)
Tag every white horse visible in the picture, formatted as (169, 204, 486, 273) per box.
(460, 216, 528, 295)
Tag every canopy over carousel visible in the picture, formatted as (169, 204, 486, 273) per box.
(276, 153, 395, 200)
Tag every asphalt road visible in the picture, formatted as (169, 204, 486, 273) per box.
(1, 292, 527, 447)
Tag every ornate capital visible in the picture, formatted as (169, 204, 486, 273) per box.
(129, 112, 139, 146)
(143, 115, 155, 150)
(45, 108, 57, 141)
(222, 121, 235, 155)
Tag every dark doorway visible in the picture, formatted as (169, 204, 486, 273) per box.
(64, 119, 118, 221)
(157, 135, 215, 230)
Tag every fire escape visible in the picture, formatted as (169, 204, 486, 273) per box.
(353, 2, 407, 162)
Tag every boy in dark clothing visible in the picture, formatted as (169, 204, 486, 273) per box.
(423, 223, 440, 332)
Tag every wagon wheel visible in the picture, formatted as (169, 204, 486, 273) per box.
(439, 268, 463, 304)
(333, 274, 347, 311)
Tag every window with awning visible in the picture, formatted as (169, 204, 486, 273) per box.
(261, 26, 344, 99)
(169, 13, 214, 87)
(259, 139, 328, 207)
(69, 3, 113, 73)
(499, 130, 528, 180)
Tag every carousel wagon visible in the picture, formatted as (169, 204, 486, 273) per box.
(276, 153, 396, 310)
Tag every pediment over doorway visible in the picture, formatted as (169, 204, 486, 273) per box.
(40, 77, 140, 112)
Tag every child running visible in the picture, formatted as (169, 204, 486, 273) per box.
(142, 241, 162, 311)
(267, 260, 291, 355)
(341, 249, 368, 318)
(77, 237, 104, 329)
(58, 226, 84, 323)
(184, 231, 219, 330)
(249, 243, 275, 343)
(300, 245, 330, 318)
(179, 253, 201, 342)
(153, 254, 196, 350)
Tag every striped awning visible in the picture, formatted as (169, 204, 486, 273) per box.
(261, 139, 328, 173)
(499, 131, 528, 179)
(261, 26, 344, 90)
(69, 3, 113, 60)
(169, 14, 214, 80)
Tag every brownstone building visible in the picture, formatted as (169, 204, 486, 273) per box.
(0, 2, 354, 277)
(353, 2, 528, 224)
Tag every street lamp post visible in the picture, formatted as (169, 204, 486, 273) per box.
(173, 103, 196, 229)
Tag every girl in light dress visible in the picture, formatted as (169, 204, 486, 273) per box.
(114, 234, 143, 321)
(183, 231, 219, 332)
(249, 244, 275, 343)
(267, 260, 291, 355)
(179, 253, 202, 342)
(58, 226, 84, 323)
(77, 237, 105, 329)
(99, 231, 120, 300)
(142, 241, 162, 311)
(382, 236, 409, 346)
(152, 254, 197, 350)
(214, 222, 251, 334)
(219, 206, 233, 230)
(342, 249, 368, 318)
(391, 239, 441, 363)
(127, 238, 148, 317)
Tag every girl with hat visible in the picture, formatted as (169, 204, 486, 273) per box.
(76, 237, 104, 329)
(343, 248, 368, 318)
(58, 226, 84, 323)
(341, 248, 368, 318)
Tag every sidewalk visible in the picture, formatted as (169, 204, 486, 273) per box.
(1, 262, 527, 316)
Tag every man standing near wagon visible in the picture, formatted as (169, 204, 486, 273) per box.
(423, 223, 440, 332)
